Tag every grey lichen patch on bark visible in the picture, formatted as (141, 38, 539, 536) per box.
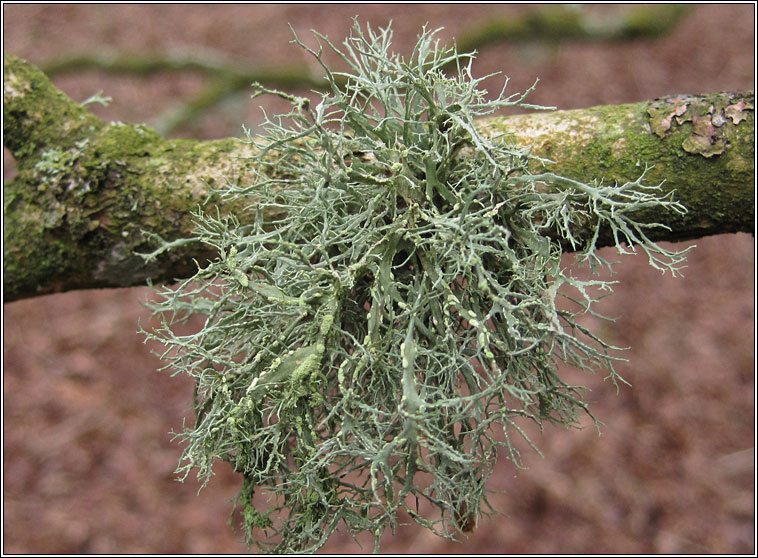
(148, 137, 260, 203)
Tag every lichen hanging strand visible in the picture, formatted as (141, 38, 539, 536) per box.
(141, 19, 691, 553)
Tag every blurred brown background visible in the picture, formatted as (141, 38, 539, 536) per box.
(2, 4, 755, 554)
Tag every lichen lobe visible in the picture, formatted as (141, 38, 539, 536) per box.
(646, 92, 754, 158)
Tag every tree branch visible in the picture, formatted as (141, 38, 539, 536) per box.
(3, 53, 754, 302)
(455, 4, 693, 50)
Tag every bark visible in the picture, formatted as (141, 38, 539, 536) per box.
(3, 53, 754, 302)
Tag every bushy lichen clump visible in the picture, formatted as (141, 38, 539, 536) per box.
(143, 21, 690, 553)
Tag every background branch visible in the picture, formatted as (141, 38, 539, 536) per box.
(39, 5, 692, 136)
(455, 4, 693, 50)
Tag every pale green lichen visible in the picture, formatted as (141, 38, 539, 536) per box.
(142, 20, 692, 553)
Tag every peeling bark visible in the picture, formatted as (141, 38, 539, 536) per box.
(3, 53, 755, 302)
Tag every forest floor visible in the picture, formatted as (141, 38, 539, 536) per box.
(3, 4, 755, 554)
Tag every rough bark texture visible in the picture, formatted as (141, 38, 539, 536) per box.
(3, 53, 754, 302)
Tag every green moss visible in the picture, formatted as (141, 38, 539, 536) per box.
(91, 121, 162, 156)
(2, 183, 75, 297)
(622, 5, 691, 38)
(3, 53, 102, 162)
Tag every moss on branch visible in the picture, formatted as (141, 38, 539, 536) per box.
(4, 54, 258, 300)
(482, 91, 755, 244)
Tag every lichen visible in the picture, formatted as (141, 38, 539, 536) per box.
(646, 92, 754, 158)
(143, 21, 693, 554)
